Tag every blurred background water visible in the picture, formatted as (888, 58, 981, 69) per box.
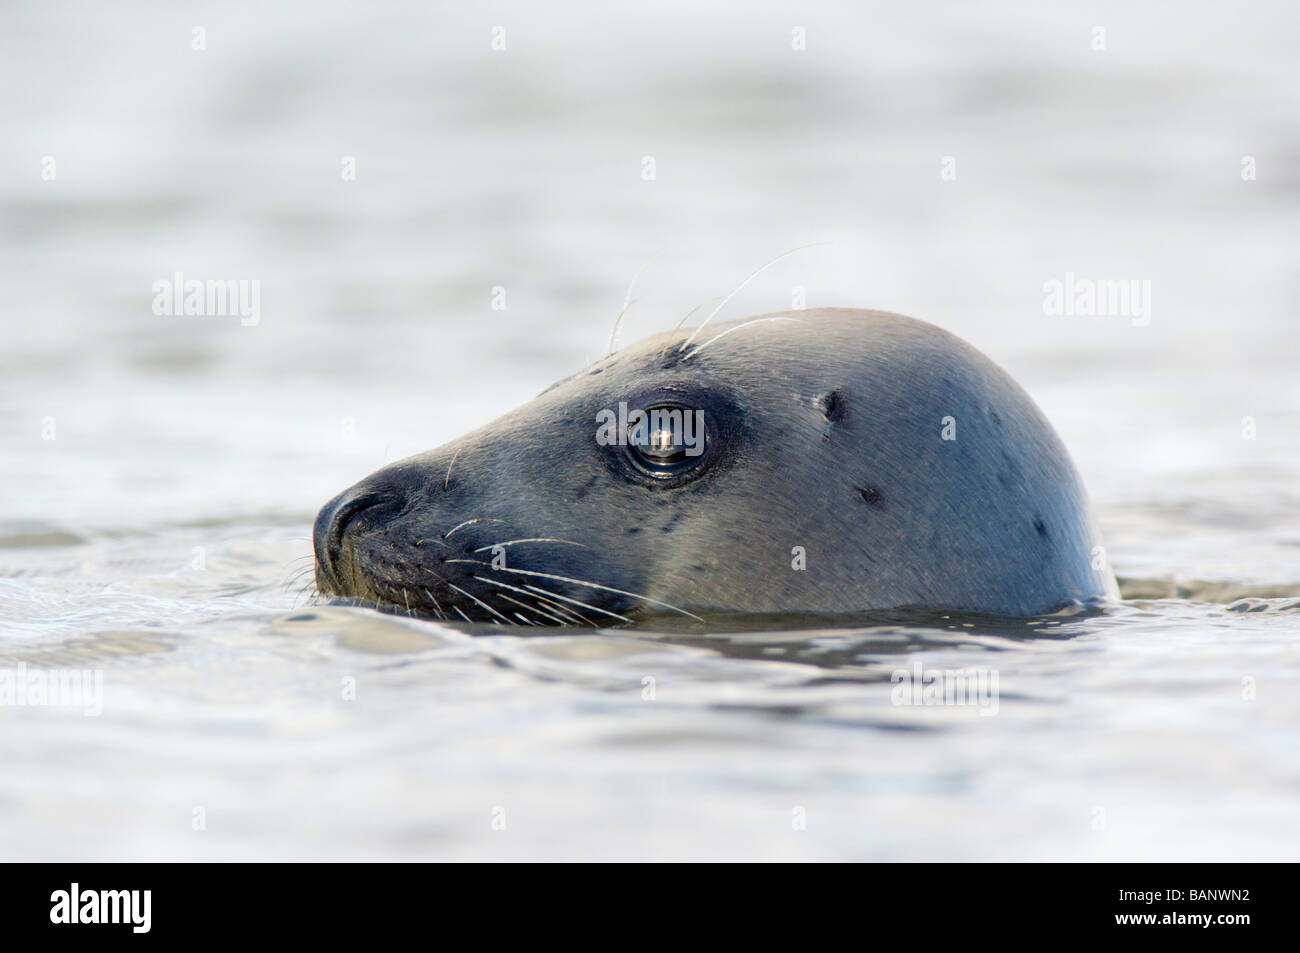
(1, 0, 1297, 860)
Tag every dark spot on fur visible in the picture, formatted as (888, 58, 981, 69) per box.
(816, 389, 848, 424)
(1033, 516, 1048, 537)
(573, 475, 598, 501)
(661, 512, 684, 534)
(625, 526, 642, 535)
(858, 486, 884, 508)
(989, 409, 1003, 426)
(999, 450, 1021, 488)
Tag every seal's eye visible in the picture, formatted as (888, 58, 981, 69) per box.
(626, 404, 707, 476)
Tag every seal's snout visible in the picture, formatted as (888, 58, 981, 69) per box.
(313, 488, 392, 594)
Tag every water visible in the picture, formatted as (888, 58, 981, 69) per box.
(2, 0, 1298, 861)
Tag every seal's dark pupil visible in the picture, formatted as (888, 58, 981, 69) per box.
(648, 426, 677, 456)
(627, 405, 703, 473)
(630, 420, 682, 459)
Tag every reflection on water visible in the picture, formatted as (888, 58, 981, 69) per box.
(2, 0, 1299, 860)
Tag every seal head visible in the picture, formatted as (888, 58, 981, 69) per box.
(313, 308, 1117, 624)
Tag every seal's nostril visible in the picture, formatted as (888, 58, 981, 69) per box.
(313, 491, 389, 588)
(331, 493, 383, 555)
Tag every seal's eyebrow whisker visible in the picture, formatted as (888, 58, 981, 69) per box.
(472, 537, 590, 552)
(443, 580, 513, 625)
(443, 447, 463, 491)
(671, 296, 722, 333)
(682, 316, 807, 361)
(608, 250, 662, 356)
(660, 296, 723, 358)
(446, 558, 701, 621)
(442, 517, 506, 540)
(676, 243, 827, 354)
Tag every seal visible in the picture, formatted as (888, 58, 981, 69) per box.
(313, 308, 1118, 624)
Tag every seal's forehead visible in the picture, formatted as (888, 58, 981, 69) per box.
(535, 309, 937, 398)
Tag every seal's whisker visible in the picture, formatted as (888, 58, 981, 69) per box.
(402, 588, 412, 617)
(291, 580, 319, 608)
(487, 580, 589, 626)
(443, 580, 512, 624)
(522, 584, 630, 624)
(473, 575, 585, 624)
(412, 537, 448, 549)
(494, 591, 568, 626)
(682, 316, 807, 361)
(448, 558, 698, 619)
(281, 566, 315, 590)
(529, 595, 591, 626)
(471, 538, 589, 552)
(478, 572, 624, 624)
(443, 517, 506, 540)
(453, 606, 473, 623)
(280, 560, 318, 585)
(677, 243, 826, 354)
(421, 589, 446, 621)
(513, 612, 540, 626)
(287, 580, 320, 609)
